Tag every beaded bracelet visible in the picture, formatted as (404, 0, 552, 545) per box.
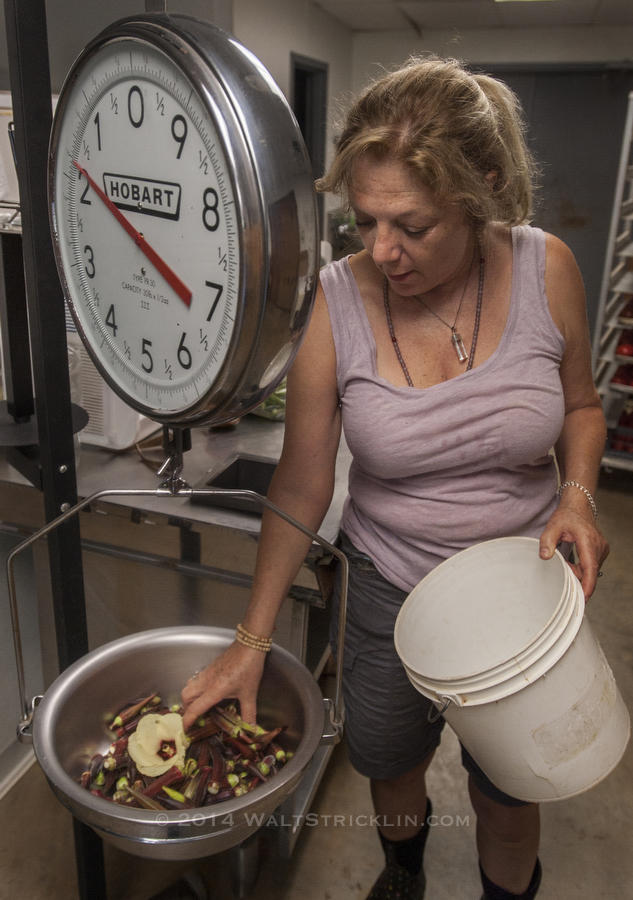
(557, 480, 598, 520)
(235, 623, 272, 652)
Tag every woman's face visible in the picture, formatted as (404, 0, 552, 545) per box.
(349, 155, 475, 298)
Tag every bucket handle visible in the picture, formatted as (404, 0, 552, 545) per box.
(427, 696, 451, 724)
(320, 697, 341, 744)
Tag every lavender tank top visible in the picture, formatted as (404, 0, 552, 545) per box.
(321, 225, 565, 592)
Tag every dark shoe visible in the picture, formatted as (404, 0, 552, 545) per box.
(479, 858, 542, 899)
(367, 799, 432, 899)
(367, 847, 426, 900)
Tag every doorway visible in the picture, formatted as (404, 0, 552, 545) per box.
(480, 64, 633, 336)
(291, 53, 328, 234)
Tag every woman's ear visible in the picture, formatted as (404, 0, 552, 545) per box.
(485, 170, 498, 189)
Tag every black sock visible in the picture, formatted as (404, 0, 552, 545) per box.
(480, 858, 542, 900)
(377, 798, 432, 876)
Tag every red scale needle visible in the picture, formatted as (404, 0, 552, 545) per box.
(72, 160, 192, 308)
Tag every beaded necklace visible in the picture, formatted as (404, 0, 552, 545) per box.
(382, 251, 485, 386)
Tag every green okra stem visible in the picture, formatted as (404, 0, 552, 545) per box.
(162, 785, 187, 804)
(216, 705, 265, 737)
(269, 742, 286, 762)
(208, 709, 244, 739)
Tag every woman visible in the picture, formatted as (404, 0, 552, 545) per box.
(182, 57, 609, 899)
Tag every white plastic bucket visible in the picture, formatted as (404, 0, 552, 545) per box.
(394, 537, 630, 802)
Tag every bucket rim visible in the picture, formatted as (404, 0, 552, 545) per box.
(401, 569, 578, 688)
(404, 588, 585, 707)
(395, 537, 576, 682)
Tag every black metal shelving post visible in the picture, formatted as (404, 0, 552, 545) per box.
(3, 0, 106, 896)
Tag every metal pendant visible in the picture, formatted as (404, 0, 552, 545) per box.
(451, 329, 469, 363)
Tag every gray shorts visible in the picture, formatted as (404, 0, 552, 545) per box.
(330, 532, 528, 807)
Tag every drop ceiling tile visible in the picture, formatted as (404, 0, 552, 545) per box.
(495, 0, 599, 28)
(593, 0, 633, 26)
(313, 0, 633, 32)
(314, 1, 410, 31)
(400, 1, 501, 30)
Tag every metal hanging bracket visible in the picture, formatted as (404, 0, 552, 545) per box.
(156, 426, 192, 492)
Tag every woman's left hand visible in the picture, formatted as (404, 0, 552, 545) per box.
(539, 507, 609, 599)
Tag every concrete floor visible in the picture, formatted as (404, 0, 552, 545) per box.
(1, 469, 632, 900)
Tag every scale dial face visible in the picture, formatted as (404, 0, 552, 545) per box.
(49, 17, 318, 426)
(51, 36, 240, 420)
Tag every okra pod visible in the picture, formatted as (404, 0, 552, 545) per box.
(192, 766, 211, 807)
(208, 742, 225, 784)
(79, 690, 291, 810)
(89, 753, 104, 782)
(111, 693, 158, 728)
(224, 736, 256, 760)
(141, 765, 183, 798)
(125, 784, 166, 811)
(186, 720, 222, 742)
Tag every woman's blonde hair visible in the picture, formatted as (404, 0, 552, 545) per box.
(316, 56, 538, 226)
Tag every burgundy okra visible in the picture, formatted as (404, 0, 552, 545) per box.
(78, 693, 291, 810)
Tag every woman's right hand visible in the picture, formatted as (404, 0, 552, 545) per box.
(181, 641, 267, 731)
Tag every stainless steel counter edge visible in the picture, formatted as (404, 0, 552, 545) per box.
(0, 415, 352, 545)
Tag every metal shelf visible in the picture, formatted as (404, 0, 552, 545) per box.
(610, 383, 633, 396)
(601, 451, 633, 472)
(592, 90, 633, 474)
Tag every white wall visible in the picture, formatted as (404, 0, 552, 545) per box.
(234, 0, 351, 101)
(0, 1, 232, 92)
(0, 0, 351, 231)
(352, 25, 633, 90)
(232, 0, 352, 229)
